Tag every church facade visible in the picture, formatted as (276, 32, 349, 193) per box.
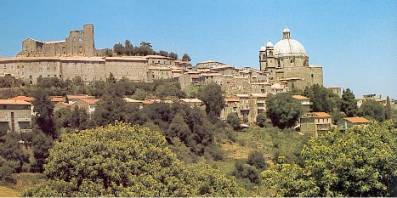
(259, 28, 323, 90)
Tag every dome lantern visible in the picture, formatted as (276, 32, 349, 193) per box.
(282, 27, 291, 39)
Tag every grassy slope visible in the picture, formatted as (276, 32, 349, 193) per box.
(0, 173, 46, 197)
(212, 126, 308, 175)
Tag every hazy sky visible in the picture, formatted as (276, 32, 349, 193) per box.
(0, 0, 396, 98)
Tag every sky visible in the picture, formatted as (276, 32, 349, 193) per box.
(0, 0, 396, 98)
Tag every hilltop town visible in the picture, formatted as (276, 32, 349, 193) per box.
(0, 24, 396, 196)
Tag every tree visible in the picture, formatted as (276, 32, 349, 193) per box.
(0, 133, 29, 172)
(182, 53, 191, 62)
(262, 122, 397, 196)
(69, 106, 89, 130)
(169, 52, 178, 60)
(198, 83, 225, 120)
(385, 96, 392, 120)
(232, 161, 261, 184)
(304, 84, 340, 112)
(93, 91, 128, 126)
(247, 150, 266, 170)
(32, 89, 57, 138)
(24, 123, 243, 196)
(340, 88, 358, 117)
(113, 43, 124, 56)
(167, 113, 191, 143)
(256, 113, 266, 127)
(227, 112, 240, 130)
(31, 130, 53, 172)
(359, 99, 385, 122)
(266, 93, 301, 129)
(124, 40, 134, 56)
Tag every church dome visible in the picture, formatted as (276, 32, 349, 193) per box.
(260, 41, 274, 51)
(274, 28, 307, 57)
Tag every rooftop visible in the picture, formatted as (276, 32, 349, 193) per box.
(0, 99, 31, 105)
(344, 117, 369, 124)
(292, 95, 309, 100)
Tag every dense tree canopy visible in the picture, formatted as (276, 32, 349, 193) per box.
(198, 83, 225, 120)
(359, 99, 385, 122)
(341, 88, 358, 117)
(304, 84, 340, 113)
(266, 93, 301, 129)
(24, 123, 243, 196)
(262, 122, 397, 196)
(32, 89, 57, 138)
(227, 112, 240, 130)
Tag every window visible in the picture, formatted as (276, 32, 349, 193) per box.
(18, 121, 31, 129)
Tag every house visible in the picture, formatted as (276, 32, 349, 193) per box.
(124, 98, 144, 109)
(339, 117, 369, 130)
(0, 99, 32, 134)
(292, 95, 312, 113)
(300, 112, 332, 138)
(180, 98, 204, 109)
(73, 98, 99, 117)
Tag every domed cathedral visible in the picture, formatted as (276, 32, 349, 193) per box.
(259, 27, 323, 91)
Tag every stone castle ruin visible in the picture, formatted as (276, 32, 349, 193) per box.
(18, 24, 95, 57)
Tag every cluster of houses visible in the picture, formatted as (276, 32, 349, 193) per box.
(0, 95, 206, 134)
(0, 91, 374, 138)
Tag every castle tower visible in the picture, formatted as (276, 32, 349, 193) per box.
(82, 24, 95, 56)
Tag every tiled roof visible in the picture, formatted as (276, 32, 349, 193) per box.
(79, 98, 99, 105)
(50, 96, 64, 103)
(67, 95, 95, 100)
(0, 99, 31, 105)
(344, 117, 369, 124)
(11, 96, 34, 102)
(312, 112, 331, 118)
(225, 96, 239, 102)
(292, 95, 309, 100)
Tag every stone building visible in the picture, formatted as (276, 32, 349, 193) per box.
(300, 112, 332, 138)
(221, 93, 267, 124)
(18, 24, 95, 57)
(0, 99, 32, 134)
(0, 24, 180, 84)
(259, 28, 323, 90)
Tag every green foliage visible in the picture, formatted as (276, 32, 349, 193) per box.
(266, 93, 301, 129)
(198, 83, 225, 120)
(232, 161, 261, 184)
(32, 89, 57, 138)
(262, 122, 397, 196)
(359, 99, 385, 122)
(167, 113, 191, 142)
(0, 75, 23, 88)
(247, 150, 266, 170)
(304, 84, 340, 112)
(31, 131, 53, 172)
(0, 157, 18, 181)
(155, 83, 185, 99)
(256, 113, 266, 127)
(341, 88, 358, 117)
(0, 133, 29, 173)
(227, 112, 240, 130)
(262, 163, 318, 196)
(181, 53, 191, 62)
(24, 123, 243, 196)
(93, 91, 128, 126)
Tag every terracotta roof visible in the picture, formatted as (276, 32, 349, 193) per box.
(312, 112, 331, 118)
(11, 96, 34, 102)
(79, 98, 99, 105)
(67, 95, 95, 100)
(292, 95, 309, 100)
(225, 96, 239, 102)
(344, 117, 369, 124)
(50, 96, 64, 103)
(0, 99, 31, 105)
